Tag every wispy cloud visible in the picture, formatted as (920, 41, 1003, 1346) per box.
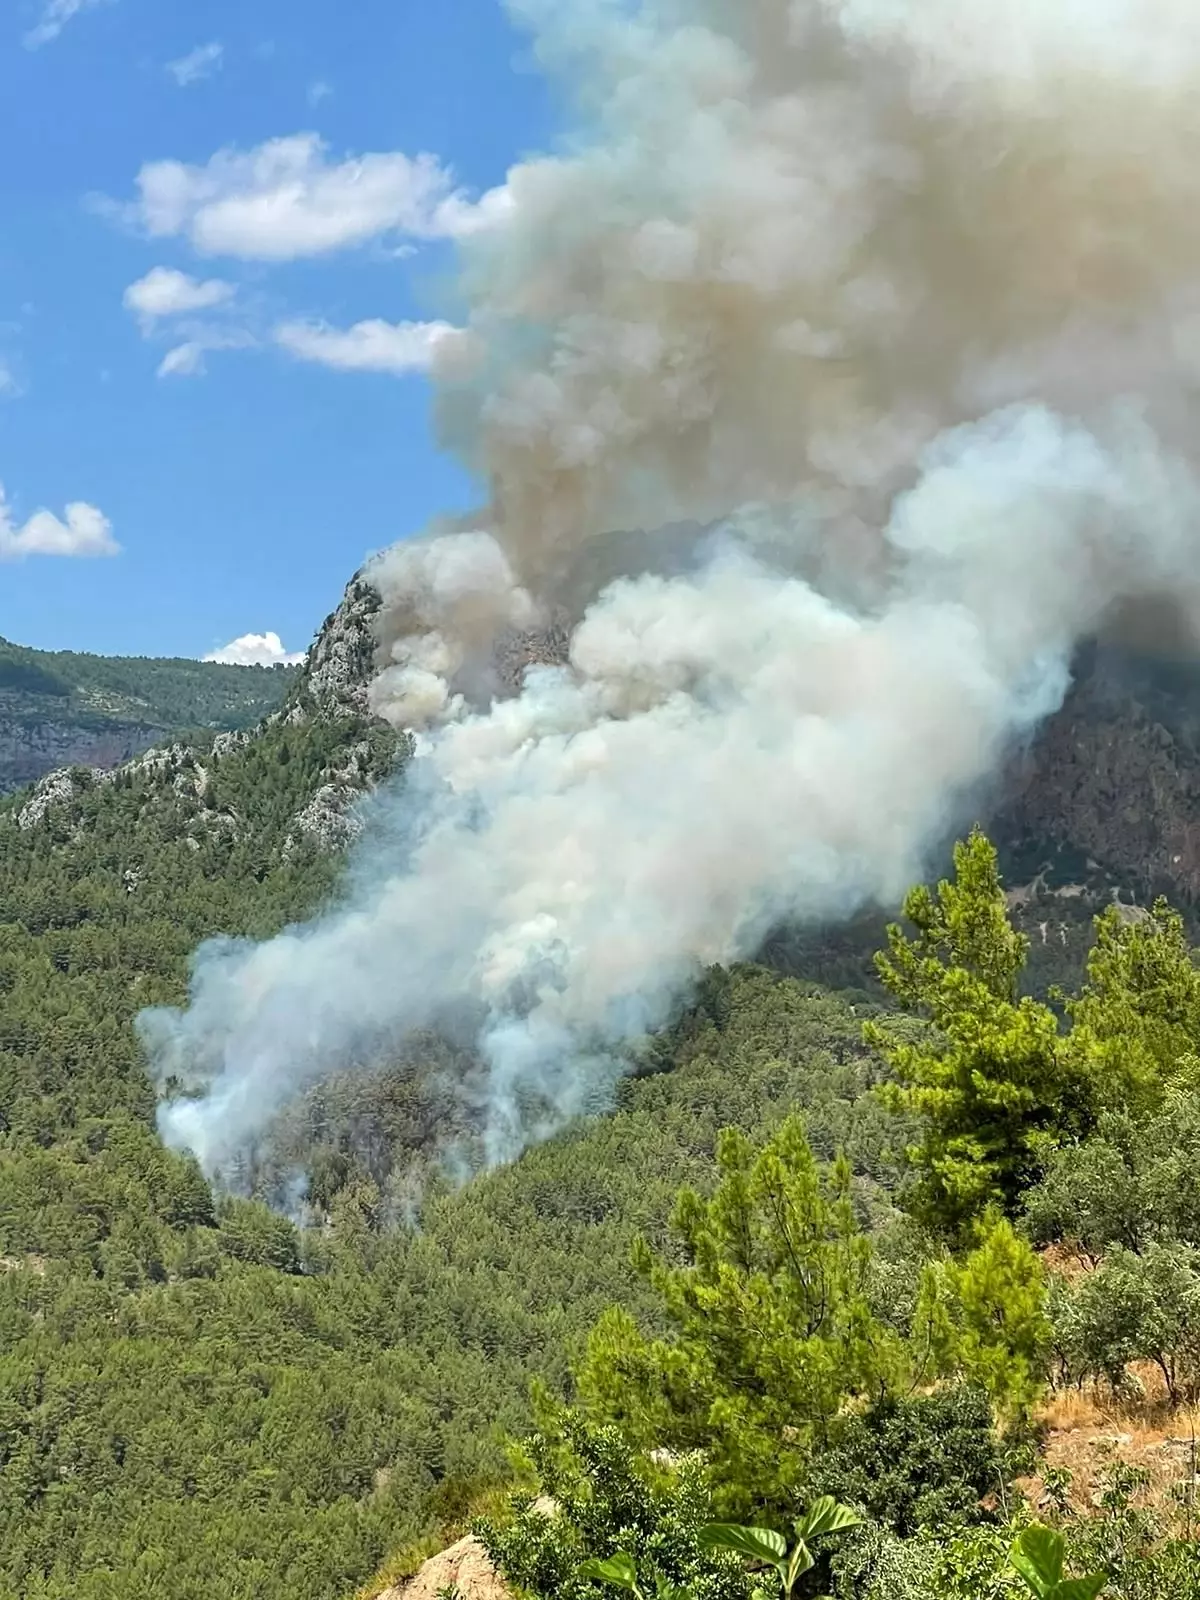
(24, 0, 106, 48)
(307, 80, 332, 107)
(166, 41, 223, 87)
(124, 133, 511, 260)
(124, 267, 235, 324)
(157, 342, 208, 379)
(204, 631, 305, 667)
(0, 484, 118, 560)
(121, 268, 247, 379)
(156, 330, 255, 379)
(274, 317, 459, 375)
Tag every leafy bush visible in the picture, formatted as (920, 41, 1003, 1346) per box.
(698, 1498, 861, 1597)
(474, 1416, 748, 1600)
(1025, 1097, 1200, 1261)
(1051, 1242, 1200, 1403)
(807, 1386, 1006, 1534)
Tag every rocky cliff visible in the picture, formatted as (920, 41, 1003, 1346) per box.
(314, 572, 1200, 913)
(0, 701, 161, 793)
(998, 644, 1200, 904)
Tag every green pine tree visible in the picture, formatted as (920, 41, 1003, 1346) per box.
(578, 1115, 904, 1515)
(867, 830, 1069, 1236)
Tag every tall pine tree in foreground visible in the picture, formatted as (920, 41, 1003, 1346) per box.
(866, 829, 1069, 1235)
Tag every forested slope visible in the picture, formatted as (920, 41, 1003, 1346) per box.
(0, 709, 887, 1598)
(4, 596, 1200, 1599)
(0, 634, 298, 793)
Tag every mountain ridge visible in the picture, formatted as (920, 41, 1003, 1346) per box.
(0, 633, 300, 794)
(16, 569, 1195, 958)
(4, 569, 1200, 1600)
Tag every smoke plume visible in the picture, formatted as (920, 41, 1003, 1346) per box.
(150, 0, 1200, 1176)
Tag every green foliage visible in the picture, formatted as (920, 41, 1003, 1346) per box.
(0, 633, 298, 733)
(0, 707, 899, 1600)
(579, 1551, 695, 1600)
(0, 648, 71, 697)
(577, 1116, 904, 1515)
(1060, 1457, 1200, 1598)
(806, 1386, 1006, 1534)
(1009, 1526, 1106, 1600)
(1051, 1242, 1200, 1403)
(915, 1217, 1050, 1423)
(1063, 900, 1200, 1115)
(867, 830, 1069, 1235)
(216, 1197, 301, 1271)
(700, 1498, 861, 1597)
(825, 1487, 1190, 1600)
(7, 712, 1200, 1600)
(475, 1416, 747, 1600)
(1024, 1095, 1200, 1262)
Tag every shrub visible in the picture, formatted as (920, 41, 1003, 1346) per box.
(808, 1385, 1006, 1534)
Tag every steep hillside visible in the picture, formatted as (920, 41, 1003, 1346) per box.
(0, 578, 899, 1599)
(0, 635, 299, 793)
(5, 577, 1200, 1599)
(998, 644, 1200, 899)
(0, 662, 886, 1598)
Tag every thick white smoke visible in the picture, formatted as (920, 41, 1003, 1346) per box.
(151, 0, 1200, 1175)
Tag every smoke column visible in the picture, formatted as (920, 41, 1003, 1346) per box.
(150, 0, 1200, 1175)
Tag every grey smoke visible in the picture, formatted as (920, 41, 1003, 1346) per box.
(150, 0, 1200, 1175)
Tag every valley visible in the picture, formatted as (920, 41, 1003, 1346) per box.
(3, 582, 1200, 1599)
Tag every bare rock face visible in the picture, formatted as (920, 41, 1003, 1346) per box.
(282, 740, 382, 857)
(0, 704, 160, 795)
(16, 766, 114, 829)
(376, 1535, 511, 1600)
(303, 578, 384, 719)
(996, 645, 1200, 904)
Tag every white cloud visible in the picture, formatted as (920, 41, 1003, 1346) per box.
(155, 329, 256, 379)
(121, 269, 247, 380)
(24, 0, 105, 48)
(124, 266, 235, 323)
(0, 484, 118, 561)
(204, 631, 305, 667)
(128, 132, 511, 260)
(166, 41, 223, 87)
(307, 80, 332, 106)
(157, 342, 207, 378)
(274, 317, 458, 374)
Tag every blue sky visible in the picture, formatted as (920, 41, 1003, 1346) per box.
(0, 0, 556, 660)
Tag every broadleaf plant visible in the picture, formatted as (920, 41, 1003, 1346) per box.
(700, 1496, 861, 1597)
(1009, 1525, 1106, 1600)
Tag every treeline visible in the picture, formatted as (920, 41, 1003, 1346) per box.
(0, 633, 297, 731)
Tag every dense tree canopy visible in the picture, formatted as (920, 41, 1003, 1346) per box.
(0, 633, 297, 733)
(2, 664, 1198, 1600)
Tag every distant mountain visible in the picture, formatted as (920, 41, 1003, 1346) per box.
(0, 635, 300, 793)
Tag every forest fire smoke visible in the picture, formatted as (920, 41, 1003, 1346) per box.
(150, 0, 1200, 1176)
